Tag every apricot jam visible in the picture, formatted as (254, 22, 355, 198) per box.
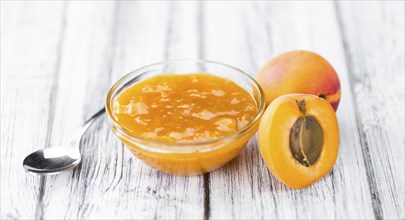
(109, 73, 262, 175)
(113, 74, 257, 143)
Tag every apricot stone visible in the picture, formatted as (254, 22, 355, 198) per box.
(257, 50, 341, 111)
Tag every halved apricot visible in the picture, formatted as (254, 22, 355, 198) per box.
(258, 94, 339, 189)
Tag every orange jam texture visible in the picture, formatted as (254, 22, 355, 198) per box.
(113, 73, 258, 143)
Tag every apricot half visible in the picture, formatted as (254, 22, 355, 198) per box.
(257, 50, 341, 111)
(258, 94, 339, 189)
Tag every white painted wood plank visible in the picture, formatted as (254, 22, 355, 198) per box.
(336, 2, 405, 219)
(36, 2, 120, 219)
(0, 2, 66, 219)
(203, 1, 375, 219)
(35, 2, 205, 219)
(165, 2, 203, 60)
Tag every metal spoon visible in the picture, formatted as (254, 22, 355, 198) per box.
(23, 108, 105, 175)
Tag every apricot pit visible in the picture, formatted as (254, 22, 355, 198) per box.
(289, 100, 324, 167)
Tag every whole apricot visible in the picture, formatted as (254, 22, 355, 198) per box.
(257, 50, 341, 111)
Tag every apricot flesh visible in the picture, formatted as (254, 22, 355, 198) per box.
(257, 50, 341, 111)
(258, 94, 339, 189)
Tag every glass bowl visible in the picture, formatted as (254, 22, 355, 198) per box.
(106, 60, 266, 175)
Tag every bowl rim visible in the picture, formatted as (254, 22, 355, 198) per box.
(105, 59, 266, 152)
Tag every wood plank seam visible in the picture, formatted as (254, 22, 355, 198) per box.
(164, 2, 174, 61)
(197, 2, 211, 220)
(242, 10, 280, 217)
(243, 4, 290, 210)
(34, 2, 68, 219)
(334, 2, 382, 219)
(74, 2, 121, 217)
(89, 1, 121, 194)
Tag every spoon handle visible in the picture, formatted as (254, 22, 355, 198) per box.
(69, 108, 106, 147)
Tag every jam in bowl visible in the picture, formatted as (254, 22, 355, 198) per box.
(105, 60, 265, 175)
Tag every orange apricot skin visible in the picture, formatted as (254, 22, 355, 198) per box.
(257, 50, 341, 111)
(258, 94, 339, 189)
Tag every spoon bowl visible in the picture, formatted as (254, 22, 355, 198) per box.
(23, 146, 81, 175)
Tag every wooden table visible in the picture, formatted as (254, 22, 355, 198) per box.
(1, 1, 404, 219)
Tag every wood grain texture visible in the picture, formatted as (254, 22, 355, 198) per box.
(336, 2, 405, 219)
(1, 1, 403, 219)
(0, 2, 66, 219)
